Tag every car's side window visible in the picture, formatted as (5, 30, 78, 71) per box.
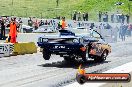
(92, 31, 101, 39)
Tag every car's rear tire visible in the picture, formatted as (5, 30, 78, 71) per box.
(43, 49, 51, 60)
(94, 50, 108, 62)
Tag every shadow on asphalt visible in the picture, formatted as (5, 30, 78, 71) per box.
(38, 60, 110, 69)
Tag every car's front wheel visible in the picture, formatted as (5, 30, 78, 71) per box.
(94, 50, 108, 62)
(43, 49, 51, 60)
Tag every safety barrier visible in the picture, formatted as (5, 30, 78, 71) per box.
(12, 42, 37, 55)
(0, 43, 14, 57)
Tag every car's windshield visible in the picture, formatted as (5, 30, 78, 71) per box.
(48, 38, 79, 44)
(75, 29, 101, 39)
(91, 30, 101, 38)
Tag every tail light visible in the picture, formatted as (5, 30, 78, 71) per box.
(80, 47, 86, 51)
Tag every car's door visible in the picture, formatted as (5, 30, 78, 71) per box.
(90, 30, 109, 56)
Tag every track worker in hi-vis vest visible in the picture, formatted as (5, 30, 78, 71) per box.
(60, 17, 66, 30)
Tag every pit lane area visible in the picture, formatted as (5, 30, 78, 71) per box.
(0, 37, 132, 87)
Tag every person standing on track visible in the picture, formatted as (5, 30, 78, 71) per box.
(7, 18, 17, 43)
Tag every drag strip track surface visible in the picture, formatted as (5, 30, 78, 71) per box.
(0, 38, 132, 87)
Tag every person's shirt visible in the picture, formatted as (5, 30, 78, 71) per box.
(8, 22, 17, 36)
(61, 20, 66, 29)
(103, 14, 107, 19)
(99, 12, 102, 18)
(111, 14, 114, 18)
(121, 15, 125, 19)
(73, 13, 76, 18)
(34, 21, 39, 27)
(28, 19, 33, 26)
(82, 13, 85, 18)
(85, 13, 88, 17)
(122, 25, 127, 34)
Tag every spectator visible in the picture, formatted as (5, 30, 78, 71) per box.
(78, 12, 81, 21)
(121, 14, 125, 23)
(103, 13, 107, 22)
(126, 14, 130, 24)
(118, 14, 121, 23)
(18, 18, 23, 32)
(28, 17, 33, 27)
(73, 12, 77, 20)
(116, 11, 120, 23)
(85, 12, 88, 21)
(45, 20, 48, 25)
(5, 17, 9, 26)
(100, 23, 104, 30)
(82, 13, 85, 21)
(0, 19, 5, 40)
(120, 24, 127, 41)
(111, 14, 114, 23)
(13, 17, 19, 32)
(5, 17, 9, 24)
(39, 20, 44, 26)
(106, 12, 108, 22)
(106, 23, 111, 29)
(119, 24, 123, 39)
(57, 16, 60, 20)
(34, 19, 39, 30)
(90, 23, 94, 29)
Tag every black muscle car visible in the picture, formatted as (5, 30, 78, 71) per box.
(37, 29, 111, 62)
